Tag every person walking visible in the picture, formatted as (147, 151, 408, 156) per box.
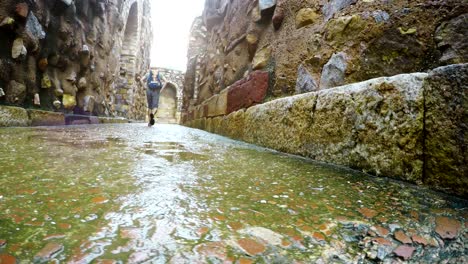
(141, 68, 166, 127)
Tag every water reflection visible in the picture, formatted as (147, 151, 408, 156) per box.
(0, 124, 466, 263)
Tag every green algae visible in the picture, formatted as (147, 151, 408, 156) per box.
(0, 124, 466, 263)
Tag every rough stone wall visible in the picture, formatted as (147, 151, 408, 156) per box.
(182, 0, 467, 121)
(185, 64, 468, 197)
(155, 67, 184, 110)
(153, 67, 184, 123)
(0, 0, 152, 120)
(182, 17, 207, 115)
(182, 0, 467, 196)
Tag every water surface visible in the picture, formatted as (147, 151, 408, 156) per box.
(0, 124, 466, 263)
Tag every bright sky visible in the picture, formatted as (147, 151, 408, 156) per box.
(150, 0, 205, 71)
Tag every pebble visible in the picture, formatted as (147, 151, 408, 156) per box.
(237, 238, 266, 256)
(44, 234, 66, 241)
(412, 235, 429, 246)
(435, 216, 461, 239)
(389, 224, 401, 232)
(0, 254, 16, 264)
(34, 243, 64, 263)
(394, 230, 412, 244)
(393, 245, 415, 260)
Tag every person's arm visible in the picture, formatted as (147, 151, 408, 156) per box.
(158, 72, 167, 83)
(158, 72, 167, 90)
(140, 73, 148, 85)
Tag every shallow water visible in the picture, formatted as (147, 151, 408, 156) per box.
(0, 124, 466, 263)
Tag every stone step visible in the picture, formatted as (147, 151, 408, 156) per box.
(0, 106, 129, 127)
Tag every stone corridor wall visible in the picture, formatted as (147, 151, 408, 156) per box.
(0, 0, 152, 120)
(182, 0, 467, 196)
(154, 67, 184, 123)
(182, 0, 467, 120)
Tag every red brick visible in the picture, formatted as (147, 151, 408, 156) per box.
(226, 71, 269, 114)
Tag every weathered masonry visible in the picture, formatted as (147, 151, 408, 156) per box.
(153, 67, 185, 124)
(0, 0, 152, 120)
(182, 0, 467, 196)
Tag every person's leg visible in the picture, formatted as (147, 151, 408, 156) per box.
(152, 89, 161, 122)
(146, 89, 154, 125)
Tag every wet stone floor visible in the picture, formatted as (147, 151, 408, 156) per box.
(0, 124, 466, 263)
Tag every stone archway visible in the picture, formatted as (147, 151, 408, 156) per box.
(120, 2, 139, 77)
(156, 83, 178, 123)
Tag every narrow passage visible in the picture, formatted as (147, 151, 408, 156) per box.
(0, 124, 466, 263)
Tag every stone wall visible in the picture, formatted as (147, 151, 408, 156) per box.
(182, 0, 467, 121)
(0, 0, 152, 120)
(182, 0, 467, 196)
(154, 67, 184, 123)
(185, 64, 468, 197)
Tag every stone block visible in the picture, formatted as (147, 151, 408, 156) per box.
(206, 89, 228, 117)
(205, 95, 218, 117)
(308, 73, 426, 182)
(219, 109, 246, 140)
(194, 105, 203, 119)
(211, 116, 223, 134)
(98, 117, 128, 124)
(217, 88, 229, 116)
(227, 71, 269, 114)
(0, 105, 29, 127)
(424, 64, 467, 197)
(28, 110, 65, 126)
(192, 118, 206, 130)
(233, 72, 427, 183)
(244, 93, 317, 154)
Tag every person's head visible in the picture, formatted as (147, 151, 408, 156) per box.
(151, 69, 157, 75)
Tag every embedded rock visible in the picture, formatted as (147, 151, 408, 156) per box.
(252, 46, 271, 70)
(272, 6, 285, 30)
(26, 13, 46, 40)
(62, 94, 77, 109)
(82, 95, 95, 113)
(5, 80, 26, 105)
(295, 64, 318, 94)
(41, 74, 52, 89)
(296, 8, 320, 29)
(435, 14, 468, 65)
(320, 52, 347, 89)
(15, 3, 29, 18)
(259, 0, 276, 12)
(322, 0, 357, 21)
(12, 38, 27, 59)
(38, 58, 48, 72)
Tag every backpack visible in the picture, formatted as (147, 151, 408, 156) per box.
(147, 71, 162, 89)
